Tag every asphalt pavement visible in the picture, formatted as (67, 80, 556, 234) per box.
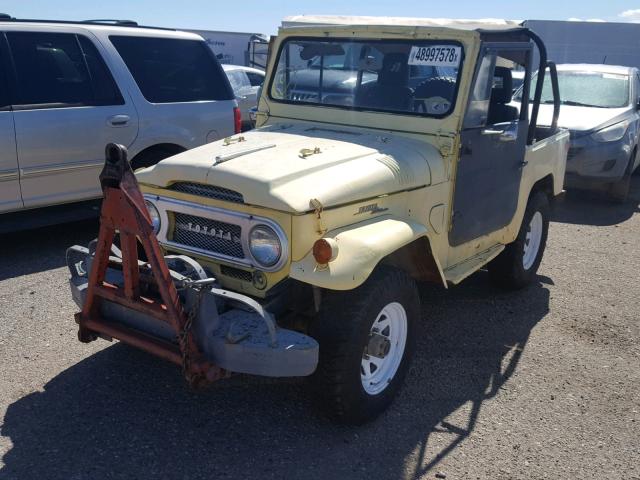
(1, 178, 639, 479)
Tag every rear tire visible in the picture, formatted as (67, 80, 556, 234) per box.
(488, 191, 550, 290)
(309, 266, 420, 424)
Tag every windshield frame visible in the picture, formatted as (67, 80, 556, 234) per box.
(267, 36, 466, 119)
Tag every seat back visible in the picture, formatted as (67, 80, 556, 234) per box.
(487, 66, 519, 124)
(355, 53, 413, 111)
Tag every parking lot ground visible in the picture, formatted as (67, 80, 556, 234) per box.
(1, 178, 639, 480)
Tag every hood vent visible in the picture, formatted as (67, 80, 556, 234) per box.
(168, 182, 244, 204)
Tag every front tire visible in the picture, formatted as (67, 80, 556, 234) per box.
(488, 191, 550, 290)
(310, 267, 420, 424)
(609, 174, 631, 203)
(609, 150, 636, 202)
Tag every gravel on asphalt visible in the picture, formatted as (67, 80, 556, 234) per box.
(1, 178, 639, 480)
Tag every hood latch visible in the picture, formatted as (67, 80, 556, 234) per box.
(309, 198, 327, 235)
(299, 147, 322, 159)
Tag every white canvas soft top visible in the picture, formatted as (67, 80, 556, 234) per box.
(282, 15, 523, 31)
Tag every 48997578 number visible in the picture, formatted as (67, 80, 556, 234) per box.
(408, 45, 462, 67)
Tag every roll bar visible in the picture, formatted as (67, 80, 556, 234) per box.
(547, 61, 560, 134)
(525, 29, 560, 144)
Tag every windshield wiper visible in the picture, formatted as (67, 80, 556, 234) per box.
(560, 100, 604, 108)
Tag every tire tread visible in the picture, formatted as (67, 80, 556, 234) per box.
(310, 266, 419, 423)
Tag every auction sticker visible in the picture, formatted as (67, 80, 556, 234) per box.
(408, 45, 462, 67)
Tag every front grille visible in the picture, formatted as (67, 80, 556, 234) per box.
(172, 213, 244, 259)
(220, 265, 253, 282)
(168, 182, 244, 204)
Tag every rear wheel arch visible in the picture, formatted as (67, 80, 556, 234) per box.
(130, 143, 186, 170)
(531, 174, 554, 201)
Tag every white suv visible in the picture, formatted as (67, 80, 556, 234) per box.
(0, 17, 239, 221)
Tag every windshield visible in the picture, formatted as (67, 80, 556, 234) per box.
(518, 70, 630, 108)
(270, 38, 462, 116)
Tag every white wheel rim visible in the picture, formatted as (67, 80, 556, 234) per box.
(522, 211, 543, 270)
(360, 302, 408, 396)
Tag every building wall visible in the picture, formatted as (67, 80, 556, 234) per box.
(525, 20, 640, 69)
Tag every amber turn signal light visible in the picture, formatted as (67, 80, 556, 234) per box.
(312, 238, 339, 264)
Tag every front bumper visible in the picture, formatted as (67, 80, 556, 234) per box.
(565, 132, 632, 188)
(66, 244, 318, 378)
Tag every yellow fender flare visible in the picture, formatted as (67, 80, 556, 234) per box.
(290, 216, 440, 290)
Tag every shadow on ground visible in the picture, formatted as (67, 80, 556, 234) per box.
(552, 175, 640, 226)
(0, 219, 98, 281)
(1, 272, 549, 480)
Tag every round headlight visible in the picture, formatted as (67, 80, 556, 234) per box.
(145, 200, 161, 234)
(249, 225, 282, 267)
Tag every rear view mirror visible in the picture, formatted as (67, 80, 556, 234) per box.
(299, 43, 345, 60)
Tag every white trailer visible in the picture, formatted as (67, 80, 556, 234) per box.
(524, 20, 640, 69)
(282, 17, 640, 70)
(184, 29, 268, 68)
(281, 15, 520, 29)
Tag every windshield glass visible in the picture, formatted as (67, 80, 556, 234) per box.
(270, 38, 462, 116)
(518, 70, 629, 108)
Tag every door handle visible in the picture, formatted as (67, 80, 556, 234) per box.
(107, 115, 130, 127)
(481, 128, 505, 135)
(482, 124, 518, 142)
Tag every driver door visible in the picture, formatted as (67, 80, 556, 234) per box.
(449, 45, 532, 246)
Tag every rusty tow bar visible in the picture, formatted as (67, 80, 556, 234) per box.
(75, 143, 224, 387)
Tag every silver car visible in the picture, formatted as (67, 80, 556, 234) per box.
(222, 64, 265, 130)
(520, 64, 640, 201)
(0, 18, 239, 228)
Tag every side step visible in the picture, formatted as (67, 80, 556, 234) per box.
(443, 244, 504, 285)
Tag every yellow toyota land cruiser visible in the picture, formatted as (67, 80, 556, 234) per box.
(69, 18, 569, 424)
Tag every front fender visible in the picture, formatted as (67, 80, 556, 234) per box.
(289, 216, 430, 290)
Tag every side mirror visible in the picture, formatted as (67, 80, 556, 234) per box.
(635, 97, 640, 110)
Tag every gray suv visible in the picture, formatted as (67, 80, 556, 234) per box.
(0, 17, 239, 222)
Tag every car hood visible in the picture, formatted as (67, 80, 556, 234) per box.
(535, 103, 631, 133)
(136, 123, 442, 213)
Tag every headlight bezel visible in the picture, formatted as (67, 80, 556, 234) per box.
(590, 120, 630, 143)
(248, 224, 283, 268)
(144, 200, 162, 234)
